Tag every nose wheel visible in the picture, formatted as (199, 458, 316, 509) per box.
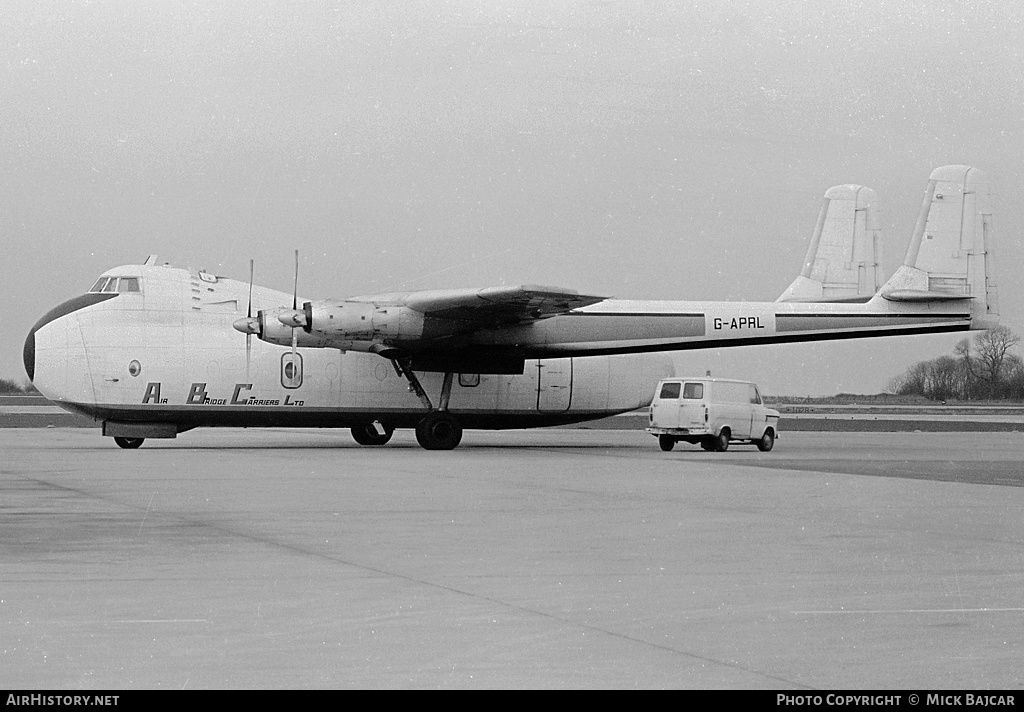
(113, 437, 145, 449)
(350, 422, 395, 446)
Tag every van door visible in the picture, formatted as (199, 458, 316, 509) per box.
(678, 381, 707, 430)
(748, 383, 763, 437)
(650, 381, 681, 428)
(720, 385, 753, 440)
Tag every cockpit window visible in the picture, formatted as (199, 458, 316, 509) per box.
(89, 276, 142, 294)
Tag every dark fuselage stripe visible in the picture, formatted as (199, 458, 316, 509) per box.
(776, 313, 969, 332)
(569, 312, 704, 318)
(523, 322, 972, 358)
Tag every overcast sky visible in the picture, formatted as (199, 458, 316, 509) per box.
(2, 0, 1022, 395)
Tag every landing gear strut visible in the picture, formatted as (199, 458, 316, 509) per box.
(393, 359, 464, 450)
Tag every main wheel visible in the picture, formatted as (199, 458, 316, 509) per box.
(114, 437, 144, 449)
(713, 428, 730, 452)
(350, 422, 395, 446)
(756, 429, 775, 452)
(415, 412, 463, 450)
(658, 434, 675, 451)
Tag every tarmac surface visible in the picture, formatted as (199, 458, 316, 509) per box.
(2, 427, 1024, 689)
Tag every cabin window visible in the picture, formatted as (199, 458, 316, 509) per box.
(459, 373, 480, 387)
(101, 278, 118, 293)
(658, 382, 681, 399)
(90, 277, 108, 292)
(682, 383, 704, 399)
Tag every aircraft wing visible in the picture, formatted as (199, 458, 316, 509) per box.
(401, 285, 608, 325)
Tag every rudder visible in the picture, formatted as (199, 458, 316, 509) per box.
(879, 165, 998, 327)
(777, 184, 883, 302)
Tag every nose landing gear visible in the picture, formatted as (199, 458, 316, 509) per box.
(350, 422, 395, 446)
(113, 437, 145, 449)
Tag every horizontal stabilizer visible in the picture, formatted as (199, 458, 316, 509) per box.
(881, 289, 974, 302)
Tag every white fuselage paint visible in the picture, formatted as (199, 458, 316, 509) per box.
(28, 265, 675, 430)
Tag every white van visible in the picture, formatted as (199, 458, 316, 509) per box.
(646, 377, 779, 452)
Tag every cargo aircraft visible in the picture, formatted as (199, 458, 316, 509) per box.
(23, 165, 998, 450)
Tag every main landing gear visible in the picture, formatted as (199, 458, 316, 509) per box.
(393, 361, 464, 450)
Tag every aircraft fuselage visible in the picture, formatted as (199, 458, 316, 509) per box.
(24, 266, 676, 437)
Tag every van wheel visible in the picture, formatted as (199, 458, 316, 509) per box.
(713, 428, 730, 452)
(658, 435, 675, 451)
(757, 429, 775, 452)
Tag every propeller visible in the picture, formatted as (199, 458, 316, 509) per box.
(276, 250, 309, 330)
(231, 259, 260, 379)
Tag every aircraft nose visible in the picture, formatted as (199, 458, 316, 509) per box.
(24, 291, 118, 391)
(23, 328, 35, 382)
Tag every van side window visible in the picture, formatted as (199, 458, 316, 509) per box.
(682, 383, 703, 399)
(659, 382, 681, 399)
(749, 385, 761, 404)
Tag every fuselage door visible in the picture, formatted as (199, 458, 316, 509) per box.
(536, 358, 572, 412)
(96, 347, 131, 405)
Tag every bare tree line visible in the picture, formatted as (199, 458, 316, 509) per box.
(888, 326, 1023, 401)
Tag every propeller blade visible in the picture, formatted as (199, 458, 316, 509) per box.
(246, 259, 254, 379)
(247, 259, 254, 318)
(292, 249, 299, 311)
(291, 250, 299, 361)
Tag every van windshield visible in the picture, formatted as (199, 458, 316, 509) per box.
(682, 383, 704, 399)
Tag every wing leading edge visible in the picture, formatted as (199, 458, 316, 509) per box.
(401, 285, 608, 326)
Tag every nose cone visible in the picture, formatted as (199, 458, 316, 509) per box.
(24, 291, 118, 396)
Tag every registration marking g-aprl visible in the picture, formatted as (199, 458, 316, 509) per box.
(706, 308, 775, 337)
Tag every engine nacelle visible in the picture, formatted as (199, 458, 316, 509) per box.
(306, 301, 427, 347)
(256, 307, 330, 348)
